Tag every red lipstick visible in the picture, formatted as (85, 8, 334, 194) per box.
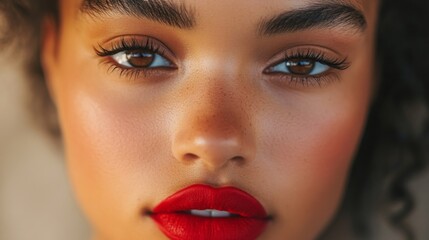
(150, 184, 268, 240)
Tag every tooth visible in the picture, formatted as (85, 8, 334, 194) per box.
(210, 210, 231, 218)
(190, 209, 211, 217)
(190, 209, 233, 218)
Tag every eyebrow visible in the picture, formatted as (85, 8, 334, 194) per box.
(79, 0, 196, 29)
(258, 3, 367, 35)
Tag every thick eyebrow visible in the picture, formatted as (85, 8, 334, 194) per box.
(79, 0, 196, 29)
(258, 3, 367, 35)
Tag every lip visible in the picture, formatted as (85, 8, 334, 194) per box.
(150, 184, 268, 240)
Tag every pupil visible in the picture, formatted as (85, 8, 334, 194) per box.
(126, 50, 154, 68)
(286, 59, 315, 75)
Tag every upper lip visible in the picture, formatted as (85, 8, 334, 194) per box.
(151, 184, 268, 218)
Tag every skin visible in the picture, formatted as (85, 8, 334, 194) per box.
(42, 0, 379, 239)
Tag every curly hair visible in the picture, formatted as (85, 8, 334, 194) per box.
(344, 0, 429, 239)
(1, 0, 428, 239)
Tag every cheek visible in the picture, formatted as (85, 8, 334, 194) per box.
(57, 88, 175, 239)
(53, 50, 175, 238)
(258, 75, 372, 238)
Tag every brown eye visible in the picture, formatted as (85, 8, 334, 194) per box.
(111, 49, 172, 69)
(285, 59, 315, 75)
(126, 50, 155, 68)
(268, 58, 330, 76)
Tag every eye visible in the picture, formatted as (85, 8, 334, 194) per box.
(111, 49, 173, 69)
(263, 49, 350, 88)
(269, 59, 330, 75)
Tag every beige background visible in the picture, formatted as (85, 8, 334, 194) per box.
(0, 53, 428, 240)
(0, 54, 90, 240)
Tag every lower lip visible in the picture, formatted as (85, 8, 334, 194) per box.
(152, 213, 267, 240)
(150, 185, 268, 240)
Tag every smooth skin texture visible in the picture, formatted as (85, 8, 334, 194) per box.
(42, 0, 379, 239)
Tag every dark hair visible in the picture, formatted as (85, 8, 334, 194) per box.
(346, 1, 429, 239)
(1, 0, 428, 239)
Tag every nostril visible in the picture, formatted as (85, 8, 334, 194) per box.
(231, 156, 245, 164)
(183, 153, 199, 162)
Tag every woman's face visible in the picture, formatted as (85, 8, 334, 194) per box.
(43, 0, 379, 239)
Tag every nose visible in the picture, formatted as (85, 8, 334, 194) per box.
(171, 82, 254, 171)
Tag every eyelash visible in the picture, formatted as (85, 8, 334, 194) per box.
(94, 37, 174, 79)
(95, 37, 350, 87)
(265, 49, 350, 87)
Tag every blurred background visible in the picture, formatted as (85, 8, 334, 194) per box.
(0, 48, 428, 240)
(0, 52, 90, 240)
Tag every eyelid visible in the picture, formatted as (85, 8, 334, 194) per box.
(94, 35, 177, 64)
(264, 46, 349, 69)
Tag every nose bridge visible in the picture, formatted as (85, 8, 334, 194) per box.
(172, 70, 254, 171)
(185, 85, 245, 144)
